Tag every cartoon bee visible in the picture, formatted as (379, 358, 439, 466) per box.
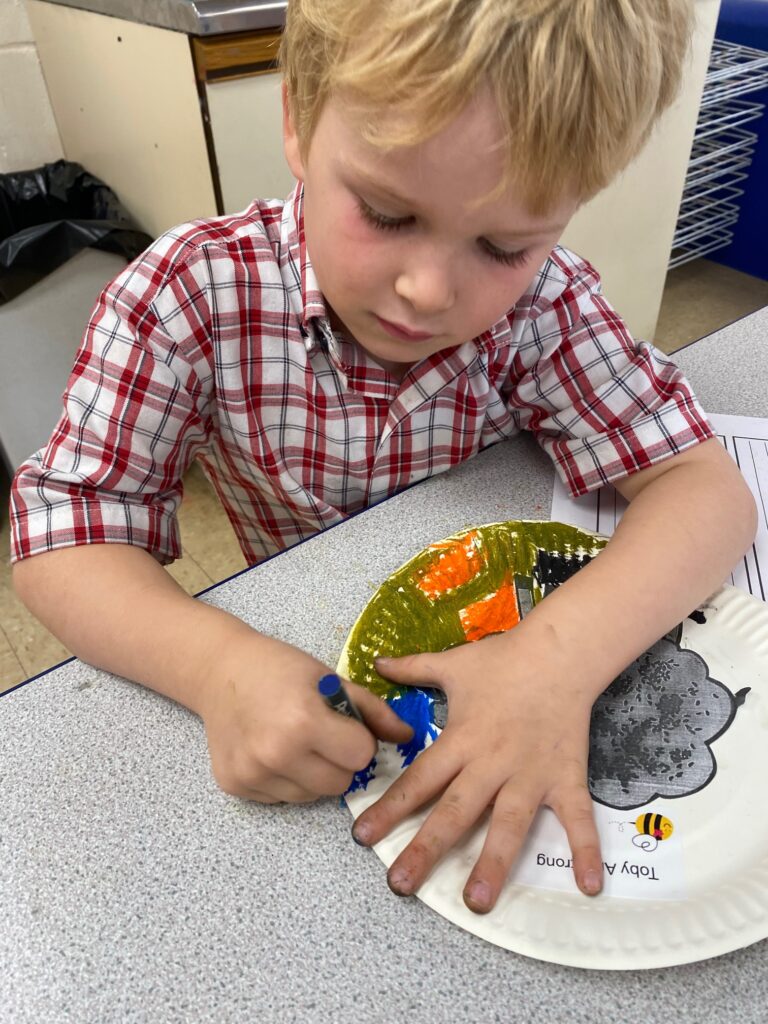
(631, 812, 674, 851)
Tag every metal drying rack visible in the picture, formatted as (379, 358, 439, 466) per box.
(669, 39, 768, 269)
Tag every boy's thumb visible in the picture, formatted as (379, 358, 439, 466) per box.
(375, 652, 441, 687)
(348, 683, 413, 743)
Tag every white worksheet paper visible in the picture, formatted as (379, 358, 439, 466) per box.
(510, 803, 686, 900)
(550, 412, 768, 601)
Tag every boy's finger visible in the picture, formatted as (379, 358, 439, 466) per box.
(312, 711, 378, 773)
(462, 782, 540, 914)
(550, 784, 604, 897)
(241, 776, 318, 804)
(374, 652, 445, 688)
(244, 756, 361, 802)
(348, 683, 414, 743)
(383, 766, 499, 898)
(288, 751, 367, 797)
(351, 738, 461, 846)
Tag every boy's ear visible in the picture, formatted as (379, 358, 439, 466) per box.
(282, 82, 306, 182)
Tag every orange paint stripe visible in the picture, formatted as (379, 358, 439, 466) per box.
(459, 576, 520, 643)
(415, 531, 482, 600)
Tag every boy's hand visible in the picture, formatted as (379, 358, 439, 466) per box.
(350, 631, 602, 913)
(197, 632, 413, 803)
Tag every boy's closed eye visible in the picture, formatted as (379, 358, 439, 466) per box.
(355, 195, 531, 269)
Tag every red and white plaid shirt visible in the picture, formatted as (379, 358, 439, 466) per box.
(10, 186, 713, 566)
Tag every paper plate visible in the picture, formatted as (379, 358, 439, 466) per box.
(340, 521, 768, 970)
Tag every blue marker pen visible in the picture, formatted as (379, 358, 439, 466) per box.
(318, 673, 364, 723)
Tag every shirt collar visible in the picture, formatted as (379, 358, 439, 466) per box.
(282, 184, 339, 361)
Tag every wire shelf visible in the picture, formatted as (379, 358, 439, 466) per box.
(676, 185, 745, 223)
(673, 203, 740, 249)
(669, 228, 735, 269)
(694, 99, 765, 141)
(700, 39, 768, 106)
(687, 125, 759, 167)
(668, 38, 767, 271)
(678, 175, 747, 207)
(684, 149, 755, 189)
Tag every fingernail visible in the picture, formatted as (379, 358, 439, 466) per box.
(387, 869, 413, 896)
(375, 656, 391, 666)
(352, 821, 372, 845)
(583, 869, 602, 895)
(465, 880, 491, 912)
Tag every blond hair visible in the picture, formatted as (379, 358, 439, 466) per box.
(280, 0, 693, 212)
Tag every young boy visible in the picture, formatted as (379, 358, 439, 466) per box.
(10, 0, 756, 915)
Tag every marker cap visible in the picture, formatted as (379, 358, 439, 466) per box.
(318, 673, 342, 697)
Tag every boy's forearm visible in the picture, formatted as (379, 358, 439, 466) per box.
(511, 439, 757, 701)
(12, 544, 253, 714)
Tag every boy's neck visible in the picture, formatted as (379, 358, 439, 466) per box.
(328, 308, 413, 382)
(369, 356, 413, 382)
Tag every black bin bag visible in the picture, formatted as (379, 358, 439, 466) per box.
(0, 159, 153, 304)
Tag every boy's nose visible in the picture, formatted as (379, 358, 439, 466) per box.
(394, 263, 455, 315)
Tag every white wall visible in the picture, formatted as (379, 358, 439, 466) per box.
(560, 0, 721, 342)
(0, 0, 62, 172)
(27, 1, 218, 236)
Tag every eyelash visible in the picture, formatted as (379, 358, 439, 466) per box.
(356, 198, 530, 269)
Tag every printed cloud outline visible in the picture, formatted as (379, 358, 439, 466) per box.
(588, 636, 749, 811)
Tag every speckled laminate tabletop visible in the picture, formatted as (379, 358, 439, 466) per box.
(2, 307, 766, 1024)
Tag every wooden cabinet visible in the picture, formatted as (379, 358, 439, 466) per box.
(192, 31, 294, 210)
(27, 2, 291, 237)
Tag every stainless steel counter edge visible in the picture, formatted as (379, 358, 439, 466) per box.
(36, 0, 287, 35)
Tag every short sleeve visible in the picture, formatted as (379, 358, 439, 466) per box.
(9, 246, 216, 565)
(503, 252, 715, 497)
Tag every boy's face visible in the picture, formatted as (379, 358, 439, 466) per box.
(283, 88, 577, 377)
